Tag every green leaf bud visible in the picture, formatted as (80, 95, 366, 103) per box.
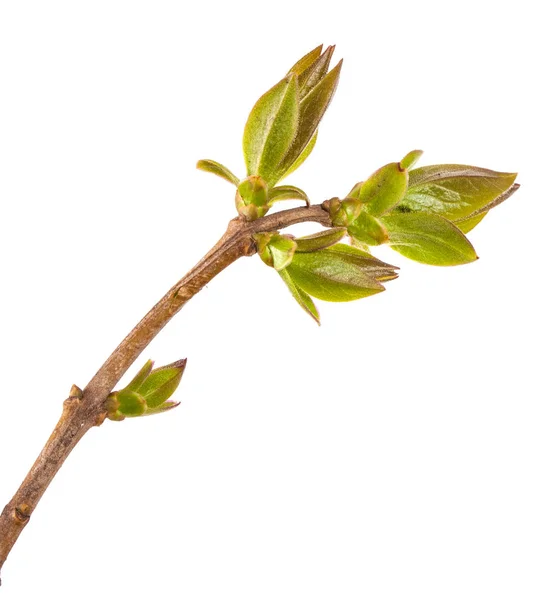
(326, 197, 363, 227)
(107, 359, 187, 420)
(359, 162, 409, 216)
(254, 232, 297, 271)
(105, 393, 124, 421)
(236, 176, 269, 220)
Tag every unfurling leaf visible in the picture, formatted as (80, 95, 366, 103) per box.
(243, 75, 299, 184)
(297, 45, 336, 97)
(269, 238, 297, 271)
(278, 268, 320, 324)
(294, 228, 347, 252)
(242, 46, 341, 190)
(347, 181, 363, 199)
(255, 232, 297, 271)
(359, 162, 408, 216)
(137, 360, 186, 409)
(399, 149, 424, 171)
(397, 165, 517, 222)
(285, 248, 387, 302)
(347, 211, 389, 246)
(279, 131, 318, 180)
(275, 60, 342, 180)
(381, 212, 478, 266)
(106, 359, 187, 421)
(125, 359, 153, 392)
(142, 401, 180, 416)
(196, 159, 240, 187)
(115, 390, 146, 417)
(358, 164, 404, 212)
(287, 45, 323, 79)
(236, 176, 269, 220)
(328, 198, 363, 227)
(269, 185, 310, 206)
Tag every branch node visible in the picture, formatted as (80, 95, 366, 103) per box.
(69, 384, 83, 399)
(13, 504, 31, 525)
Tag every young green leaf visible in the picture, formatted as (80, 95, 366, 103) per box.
(107, 358, 187, 420)
(294, 228, 347, 252)
(287, 45, 323, 78)
(382, 213, 478, 266)
(236, 176, 269, 220)
(324, 244, 399, 281)
(254, 232, 297, 271)
(329, 198, 363, 227)
(116, 390, 147, 417)
(125, 359, 154, 392)
(399, 149, 423, 171)
(238, 176, 268, 207)
(359, 162, 408, 216)
(269, 185, 310, 206)
(298, 45, 335, 97)
(347, 211, 389, 245)
(454, 212, 488, 233)
(397, 165, 517, 221)
(196, 159, 240, 186)
(269, 237, 297, 271)
(286, 249, 385, 302)
(349, 236, 370, 252)
(278, 268, 320, 325)
(278, 130, 318, 181)
(276, 60, 342, 179)
(346, 181, 363, 199)
(142, 400, 181, 416)
(138, 359, 187, 409)
(243, 76, 299, 184)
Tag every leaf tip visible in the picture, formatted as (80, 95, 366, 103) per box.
(170, 358, 188, 370)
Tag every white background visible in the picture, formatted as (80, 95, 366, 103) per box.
(0, 1, 546, 598)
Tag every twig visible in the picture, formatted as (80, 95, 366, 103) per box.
(0, 204, 332, 582)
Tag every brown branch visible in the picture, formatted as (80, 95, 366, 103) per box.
(0, 203, 332, 582)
